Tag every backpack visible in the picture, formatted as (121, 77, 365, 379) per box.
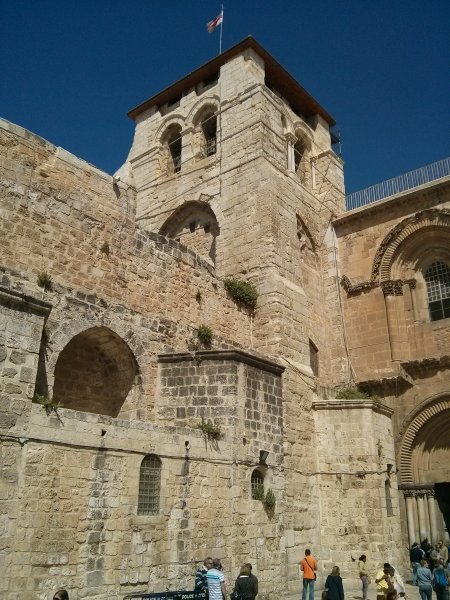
(434, 569, 448, 588)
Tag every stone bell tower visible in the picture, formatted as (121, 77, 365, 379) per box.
(120, 36, 346, 389)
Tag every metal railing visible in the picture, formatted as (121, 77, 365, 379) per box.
(346, 157, 450, 211)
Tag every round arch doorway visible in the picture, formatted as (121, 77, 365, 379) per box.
(400, 395, 450, 544)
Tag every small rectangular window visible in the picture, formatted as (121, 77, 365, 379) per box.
(309, 340, 319, 377)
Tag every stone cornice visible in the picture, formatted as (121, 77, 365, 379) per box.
(0, 286, 52, 316)
(399, 483, 435, 492)
(358, 369, 414, 390)
(400, 355, 450, 377)
(312, 398, 393, 417)
(158, 349, 285, 375)
(333, 178, 450, 228)
(341, 275, 416, 297)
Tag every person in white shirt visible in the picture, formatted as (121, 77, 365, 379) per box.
(207, 558, 228, 600)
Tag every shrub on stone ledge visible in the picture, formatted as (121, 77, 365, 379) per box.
(223, 278, 258, 311)
(197, 324, 213, 348)
(336, 387, 379, 401)
(34, 393, 60, 415)
(37, 271, 52, 292)
(198, 418, 222, 440)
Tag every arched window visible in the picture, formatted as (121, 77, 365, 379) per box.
(162, 125, 182, 174)
(201, 111, 217, 157)
(138, 455, 161, 515)
(293, 135, 310, 186)
(251, 469, 264, 500)
(425, 261, 450, 321)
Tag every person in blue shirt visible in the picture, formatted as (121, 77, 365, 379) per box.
(416, 559, 432, 600)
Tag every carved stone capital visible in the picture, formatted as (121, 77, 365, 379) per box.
(284, 132, 296, 144)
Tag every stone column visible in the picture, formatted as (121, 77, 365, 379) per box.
(285, 133, 296, 171)
(404, 491, 417, 546)
(413, 492, 420, 541)
(417, 493, 430, 541)
(427, 490, 439, 543)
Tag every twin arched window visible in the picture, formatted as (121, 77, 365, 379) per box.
(425, 261, 450, 321)
(161, 107, 218, 176)
(138, 454, 161, 515)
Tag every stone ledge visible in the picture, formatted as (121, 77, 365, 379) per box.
(401, 354, 450, 377)
(312, 398, 393, 417)
(158, 349, 285, 375)
(0, 285, 52, 316)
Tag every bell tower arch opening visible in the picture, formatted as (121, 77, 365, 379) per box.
(160, 201, 220, 265)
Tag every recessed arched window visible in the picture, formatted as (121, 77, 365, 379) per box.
(294, 137, 306, 172)
(201, 111, 217, 157)
(251, 469, 264, 500)
(162, 124, 182, 174)
(425, 261, 450, 321)
(138, 455, 161, 515)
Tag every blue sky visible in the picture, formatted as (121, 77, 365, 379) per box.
(1, 0, 449, 193)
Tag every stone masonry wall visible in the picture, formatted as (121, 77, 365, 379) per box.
(313, 399, 405, 571)
(0, 119, 287, 598)
(334, 182, 450, 381)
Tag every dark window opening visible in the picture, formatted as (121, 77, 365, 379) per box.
(202, 72, 219, 89)
(251, 469, 264, 500)
(385, 480, 393, 517)
(167, 94, 182, 109)
(166, 129, 182, 173)
(425, 261, 450, 321)
(138, 455, 161, 515)
(202, 113, 217, 157)
(294, 138, 306, 173)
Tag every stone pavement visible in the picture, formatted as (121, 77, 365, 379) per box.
(327, 581, 419, 600)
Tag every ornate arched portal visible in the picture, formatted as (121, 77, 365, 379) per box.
(400, 395, 450, 544)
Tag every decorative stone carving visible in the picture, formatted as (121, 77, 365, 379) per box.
(371, 209, 450, 282)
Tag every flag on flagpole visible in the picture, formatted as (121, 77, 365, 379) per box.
(206, 11, 223, 33)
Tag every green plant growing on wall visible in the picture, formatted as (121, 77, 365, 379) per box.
(251, 483, 265, 501)
(336, 387, 378, 400)
(198, 418, 222, 440)
(197, 324, 213, 348)
(37, 271, 52, 292)
(34, 393, 60, 415)
(264, 488, 276, 514)
(223, 278, 258, 311)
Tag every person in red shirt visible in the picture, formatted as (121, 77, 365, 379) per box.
(300, 549, 318, 600)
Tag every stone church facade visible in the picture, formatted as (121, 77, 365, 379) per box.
(0, 37, 448, 600)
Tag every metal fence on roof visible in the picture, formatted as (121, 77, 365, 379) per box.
(345, 157, 450, 211)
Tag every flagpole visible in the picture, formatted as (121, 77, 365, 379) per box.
(219, 4, 223, 54)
